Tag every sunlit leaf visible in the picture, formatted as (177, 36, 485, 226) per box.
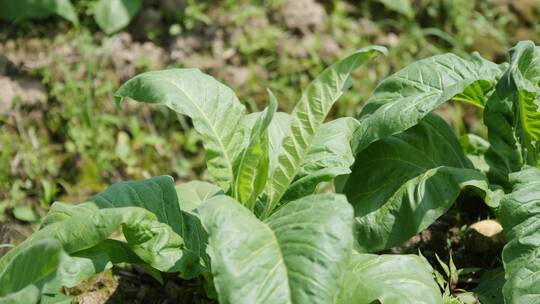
(115, 69, 246, 190)
(265, 46, 385, 216)
(198, 193, 353, 304)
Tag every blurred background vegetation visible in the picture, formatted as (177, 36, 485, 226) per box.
(1, 0, 539, 228)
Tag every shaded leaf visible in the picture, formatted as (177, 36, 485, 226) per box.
(472, 268, 504, 304)
(175, 180, 222, 278)
(340, 114, 497, 252)
(54, 239, 147, 287)
(484, 41, 540, 188)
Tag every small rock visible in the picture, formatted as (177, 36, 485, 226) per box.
(469, 219, 503, 237)
(466, 219, 504, 253)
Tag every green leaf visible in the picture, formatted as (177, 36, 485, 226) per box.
(175, 180, 222, 278)
(0, 239, 67, 304)
(0, 0, 78, 24)
(375, 0, 414, 18)
(0, 286, 40, 304)
(115, 69, 246, 190)
(484, 41, 540, 188)
(499, 166, 540, 303)
(48, 203, 184, 272)
(259, 114, 359, 202)
(340, 114, 497, 252)
(88, 175, 184, 234)
(236, 110, 289, 194)
(12, 205, 39, 222)
(351, 52, 503, 157)
(55, 239, 147, 286)
(283, 117, 359, 201)
(339, 252, 442, 304)
(93, 0, 141, 34)
(0, 177, 187, 292)
(198, 193, 353, 304)
(267, 112, 292, 172)
(264, 46, 385, 216)
(472, 268, 504, 304)
(460, 133, 491, 173)
(232, 94, 277, 209)
(176, 180, 223, 212)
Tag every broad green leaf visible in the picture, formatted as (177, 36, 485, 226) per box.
(115, 69, 246, 190)
(232, 95, 277, 209)
(282, 117, 359, 201)
(351, 52, 503, 157)
(339, 252, 442, 304)
(340, 114, 496, 252)
(36, 203, 184, 272)
(0, 239, 67, 304)
(88, 175, 184, 234)
(499, 166, 540, 303)
(198, 193, 353, 304)
(41, 176, 189, 275)
(94, 0, 142, 34)
(484, 41, 540, 188)
(0, 177, 187, 290)
(375, 0, 414, 18)
(0, 0, 78, 24)
(88, 177, 209, 278)
(265, 46, 385, 216)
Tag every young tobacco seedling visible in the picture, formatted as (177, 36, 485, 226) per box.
(1, 41, 539, 304)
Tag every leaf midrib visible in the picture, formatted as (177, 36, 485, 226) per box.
(157, 75, 235, 183)
(257, 223, 293, 304)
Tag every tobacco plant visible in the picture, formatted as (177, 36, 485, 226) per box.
(1, 41, 539, 304)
